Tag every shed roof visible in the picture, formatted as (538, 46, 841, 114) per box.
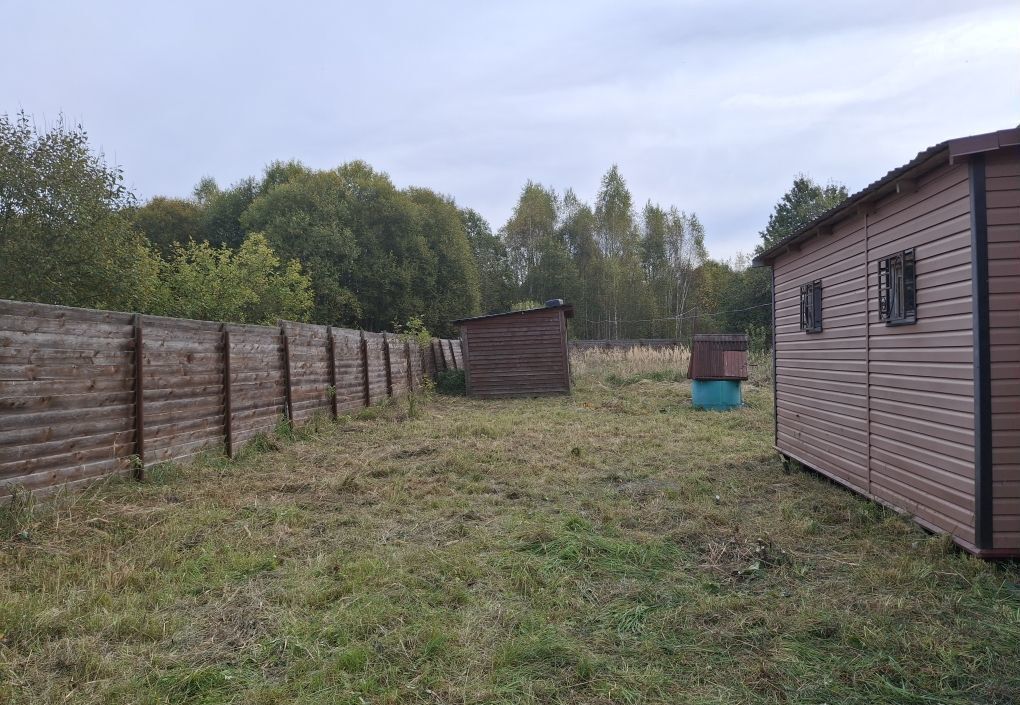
(688, 333, 749, 381)
(452, 303, 574, 326)
(752, 126, 1020, 266)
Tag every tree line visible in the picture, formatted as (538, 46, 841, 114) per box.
(1, 111, 847, 343)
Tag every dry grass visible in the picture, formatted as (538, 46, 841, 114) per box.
(1, 353, 1017, 704)
(571, 346, 772, 387)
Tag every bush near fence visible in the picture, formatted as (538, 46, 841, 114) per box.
(0, 299, 462, 499)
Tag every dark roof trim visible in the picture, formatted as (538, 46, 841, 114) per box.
(752, 127, 1020, 266)
(452, 303, 574, 325)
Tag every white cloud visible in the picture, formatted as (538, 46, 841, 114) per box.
(2, 0, 1017, 260)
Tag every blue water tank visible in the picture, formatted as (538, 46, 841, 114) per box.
(691, 380, 742, 410)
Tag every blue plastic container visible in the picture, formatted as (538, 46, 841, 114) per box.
(691, 380, 742, 410)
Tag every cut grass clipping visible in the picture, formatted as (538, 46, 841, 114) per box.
(1, 347, 1018, 704)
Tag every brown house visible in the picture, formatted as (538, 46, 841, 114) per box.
(453, 301, 573, 398)
(754, 127, 1019, 558)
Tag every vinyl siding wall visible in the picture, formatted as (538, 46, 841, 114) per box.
(865, 161, 976, 546)
(773, 159, 981, 548)
(774, 216, 869, 494)
(986, 146, 1020, 552)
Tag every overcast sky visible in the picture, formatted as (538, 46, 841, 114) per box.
(3, 1, 1018, 260)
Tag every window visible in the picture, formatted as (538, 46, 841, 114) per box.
(878, 249, 917, 325)
(800, 280, 822, 333)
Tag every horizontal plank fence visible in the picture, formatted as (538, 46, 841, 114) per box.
(0, 299, 462, 499)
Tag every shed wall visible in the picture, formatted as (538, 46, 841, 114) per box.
(773, 159, 980, 548)
(461, 309, 570, 397)
(986, 146, 1020, 552)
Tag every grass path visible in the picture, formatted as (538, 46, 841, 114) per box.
(2, 365, 1019, 704)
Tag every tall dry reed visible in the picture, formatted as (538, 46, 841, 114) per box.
(570, 344, 773, 388)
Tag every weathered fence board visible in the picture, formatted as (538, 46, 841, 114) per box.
(0, 298, 462, 499)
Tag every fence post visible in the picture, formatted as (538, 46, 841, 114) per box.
(327, 326, 339, 419)
(132, 313, 145, 479)
(281, 323, 293, 423)
(382, 333, 393, 397)
(360, 331, 371, 406)
(430, 338, 439, 377)
(222, 324, 233, 458)
(405, 341, 413, 393)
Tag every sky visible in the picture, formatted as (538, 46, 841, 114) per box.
(2, 1, 1018, 260)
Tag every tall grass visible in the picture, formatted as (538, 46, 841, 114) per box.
(571, 345, 773, 387)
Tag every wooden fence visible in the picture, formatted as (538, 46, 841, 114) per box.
(0, 299, 462, 499)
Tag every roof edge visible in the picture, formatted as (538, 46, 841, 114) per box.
(752, 126, 1020, 267)
(452, 303, 574, 325)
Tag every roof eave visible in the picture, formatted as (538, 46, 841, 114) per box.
(452, 304, 574, 326)
(752, 126, 1020, 268)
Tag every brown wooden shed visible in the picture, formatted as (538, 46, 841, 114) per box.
(754, 126, 1020, 558)
(453, 301, 574, 398)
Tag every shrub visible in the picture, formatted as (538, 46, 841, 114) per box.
(436, 369, 466, 395)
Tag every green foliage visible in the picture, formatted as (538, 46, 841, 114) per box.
(461, 207, 514, 313)
(241, 161, 479, 335)
(511, 300, 543, 311)
(405, 187, 481, 334)
(0, 111, 163, 312)
(435, 369, 466, 395)
(397, 316, 432, 347)
(240, 163, 360, 325)
(757, 174, 848, 253)
(154, 233, 313, 324)
(195, 176, 258, 248)
(693, 256, 772, 341)
(128, 196, 202, 256)
(1, 109, 849, 348)
(500, 166, 710, 341)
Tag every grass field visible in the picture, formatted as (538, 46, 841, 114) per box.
(2, 350, 1018, 704)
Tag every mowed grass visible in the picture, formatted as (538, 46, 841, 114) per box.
(2, 351, 1019, 704)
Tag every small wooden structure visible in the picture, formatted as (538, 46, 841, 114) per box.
(453, 301, 574, 398)
(687, 334, 749, 410)
(753, 126, 1020, 557)
(687, 334, 749, 381)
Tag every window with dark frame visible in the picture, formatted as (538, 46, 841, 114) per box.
(799, 280, 822, 333)
(878, 249, 917, 325)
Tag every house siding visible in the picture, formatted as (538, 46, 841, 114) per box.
(986, 146, 1020, 552)
(460, 309, 571, 397)
(865, 161, 976, 546)
(774, 215, 869, 494)
(773, 159, 982, 549)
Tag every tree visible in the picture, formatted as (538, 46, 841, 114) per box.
(501, 182, 559, 295)
(460, 208, 514, 314)
(241, 161, 482, 334)
(240, 164, 361, 325)
(559, 190, 602, 338)
(129, 196, 202, 256)
(594, 165, 641, 338)
(405, 187, 481, 334)
(155, 233, 313, 324)
(758, 175, 848, 253)
(0, 112, 162, 312)
(197, 176, 258, 248)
